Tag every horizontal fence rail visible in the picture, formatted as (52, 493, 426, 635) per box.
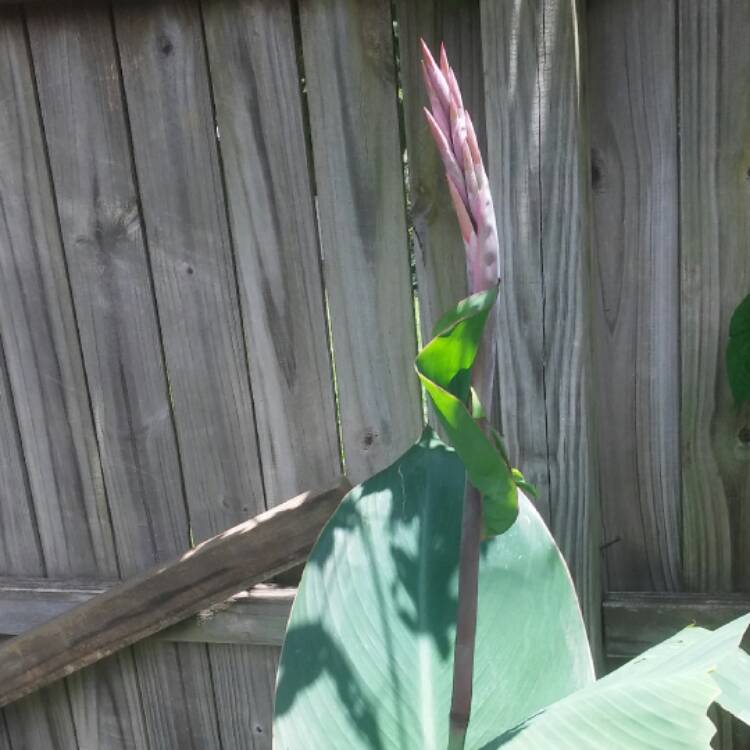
(0, 480, 349, 708)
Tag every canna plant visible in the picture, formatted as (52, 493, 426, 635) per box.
(272, 43, 750, 749)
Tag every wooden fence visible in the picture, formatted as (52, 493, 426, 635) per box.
(0, 0, 748, 747)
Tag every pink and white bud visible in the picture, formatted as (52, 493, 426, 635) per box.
(420, 40, 500, 298)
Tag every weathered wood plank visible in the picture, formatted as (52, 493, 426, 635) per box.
(298, 0, 422, 483)
(588, 0, 681, 593)
(679, 0, 750, 594)
(0, 577, 293, 646)
(160, 587, 292, 646)
(0, 9, 148, 747)
(201, 4, 344, 739)
(481, 0, 600, 656)
(207, 644, 279, 745)
(0, 353, 77, 750)
(0, 479, 349, 708)
(114, 2, 313, 744)
(0, 340, 42, 578)
(479, 0, 551, 521)
(201, 0, 340, 503)
(0, 713, 10, 750)
(538, 0, 601, 661)
(113, 0, 266, 534)
(26, 4, 228, 746)
(603, 591, 750, 659)
(394, 0, 484, 341)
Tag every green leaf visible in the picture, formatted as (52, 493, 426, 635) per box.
(480, 615, 750, 749)
(273, 431, 594, 749)
(727, 292, 750, 405)
(415, 287, 517, 536)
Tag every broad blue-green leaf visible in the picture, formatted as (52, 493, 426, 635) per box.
(481, 616, 750, 749)
(273, 430, 594, 749)
(415, 288, 517, 536)
(727, 292, 750, 405)
(714, 648, 750, 725)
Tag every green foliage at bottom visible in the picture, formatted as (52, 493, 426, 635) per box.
(274, 430, 594, 748)
(273, 432, 750, 749)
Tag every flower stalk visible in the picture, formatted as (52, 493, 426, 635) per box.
(421, 40, 501, 749)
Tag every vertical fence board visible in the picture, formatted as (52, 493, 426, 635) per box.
(588, 0, 681, 593)
(0, 341, 41, 578)
(481, 0, 600, 654)
(114, 0, 266, 532)
(538, 0, 601, 661)
(679, 0, 750, 594)
(201, 0, 342, 743)
(0, 328, 76, 750)
(202, 0, 340, 503)
(0, 9, 149, 748)
(479, 0, 551, 521)
(395, 0, 484, 340)
(0, 714, 10, 750)
(299, 0, 422, 483)
(114, 0, 276, 745)
(207, 645, 279, 749)
(26, 5, 224, 747)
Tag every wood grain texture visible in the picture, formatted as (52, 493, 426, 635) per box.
(298, 0, 422, 483)
(0, 340, 42, 578)
(603, 591, 750, 659)
(0, 577, 294, 646)
(201, 0, 340, 502)
(479, 0, 551, 521)
(113, 2, 308, 745)
(481, 0, 600, 655)
(0, 278, 77, 750)
(588, 0, 681, 593)
(26, 5, 230, 746)
(538, 0, 600, 661)
(0, 9, 149, 748)
(679, 0, 750, 594)
(0, 714, 10, 750)
(113, 0, 266, 535)
(394, 0, 485, 340)
(0, 479, 349, 709)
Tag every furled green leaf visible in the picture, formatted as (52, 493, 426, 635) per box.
(273, 431, 594, 749)
(480, 616, 750, 749)
(727, 292, 750, 405)
(415, 287, 517, 536)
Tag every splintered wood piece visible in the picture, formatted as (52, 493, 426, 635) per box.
(0, 479, 349, 707)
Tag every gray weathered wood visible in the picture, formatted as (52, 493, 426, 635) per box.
(481, 0, 600, 658)
(0, 341, 42, 579)
(202, 2, 345, 742)
(201, 0, 341, 504)
(0, 479, 349, 708)
(113, 2, 276, 745)
(113, 0, 266, 534)
(679, 0, 750, 594)
(395, 0, 485, 342)
(603, 591, 750, 659)
(479, 0, 551, 521)
(160, 586, 292, 646)
(0, 577, 293, 646)
(299, 0, 423, 483)
(588, 0, 681, 593)
(0, 713, 10, 750)
(0, 283, 76, 750)
(0, 9, 148, 747)
(538, 0, 601, 662)
(26, 5, 225, 746)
